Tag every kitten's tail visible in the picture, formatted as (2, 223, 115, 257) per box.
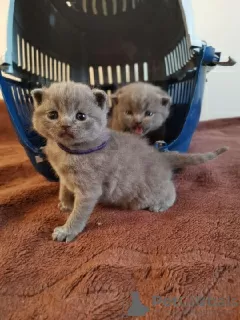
(163, 147, 229, 169)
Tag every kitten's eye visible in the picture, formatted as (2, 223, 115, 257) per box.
(47, 111, 58, 120)
(76, 112, 87, 121)
(125, 110, 133, 116)
(145, 111, 153, 117)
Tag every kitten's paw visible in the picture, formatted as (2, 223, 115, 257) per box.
(149, 205, 168, 213)
(58, 202, 72, 212)
(52, 226, 77, 242)
(149, 202, 173, 213)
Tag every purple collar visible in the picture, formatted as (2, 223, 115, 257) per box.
(57, 140, 108, 155)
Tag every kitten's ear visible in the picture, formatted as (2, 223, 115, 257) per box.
(111, 90, 122, 106)
(161, 96, 171, 108)
(111, 93, 118, 105)
(31, 88, 44, 107)
(92, 89, 108, 109)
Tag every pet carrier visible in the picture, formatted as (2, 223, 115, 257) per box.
(0, 0, 236, 181)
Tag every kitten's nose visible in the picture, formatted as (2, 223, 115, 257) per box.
(133, 115, 142, 125)
(61, 125, 71, 130)
(135, 121, 142, 125)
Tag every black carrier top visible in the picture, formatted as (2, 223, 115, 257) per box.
(12, 0, 194, 89)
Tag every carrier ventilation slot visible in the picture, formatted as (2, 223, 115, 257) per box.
(11, 85, 33, 129)
(116, 65, 122, 84)
(107, 66, 113, 84)
(17, 35, 71, 82)
(134, 63, 139, 81)
(168, 79, 195, 105)
(125, 65, 130, 82)
(89, 62, 148, 85)
(98, 66, 104, 85)
(164, 37, 193, 77)
(66, 0, 143, 15)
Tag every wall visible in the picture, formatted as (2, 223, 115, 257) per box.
(0, 0, 10, 65)
(0, 0, 13, 99)
(191, 0, 240, 120)
(0, 0, 239, 120)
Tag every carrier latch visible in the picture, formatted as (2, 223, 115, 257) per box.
(154, 140, 169, 152)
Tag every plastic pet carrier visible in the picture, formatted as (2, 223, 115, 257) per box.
(0, 0, 236, 181)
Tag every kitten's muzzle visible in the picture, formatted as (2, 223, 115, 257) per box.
(59, 126, 74, 139)
(134, 121, 142, 125)
(61, 125, 71, 129)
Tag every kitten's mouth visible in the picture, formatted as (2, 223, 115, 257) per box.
(132, 125, 144, 135)
(58, 131, 74, 139)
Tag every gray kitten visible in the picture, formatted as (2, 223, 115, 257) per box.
(109, 82, 171, 143)
(32, 82, 228, 242)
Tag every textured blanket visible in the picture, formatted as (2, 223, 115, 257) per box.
(0, 100, 240, 320)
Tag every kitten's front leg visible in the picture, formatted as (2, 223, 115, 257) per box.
(53, 188, 101, 242)
(58, 183, 74, 212)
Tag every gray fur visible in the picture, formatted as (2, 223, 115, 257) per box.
(32, 82, 228, 242)
(164, 147, 228, 169)
(109, 82, 171, 141)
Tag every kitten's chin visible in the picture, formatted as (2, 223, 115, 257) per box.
(57, 137, 77, 146)
(56, 136, 97, 147)
(55, 129, 108, 147)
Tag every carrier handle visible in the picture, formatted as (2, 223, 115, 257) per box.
(202, 46, 237, 67)
(214, 56, 236, 67)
